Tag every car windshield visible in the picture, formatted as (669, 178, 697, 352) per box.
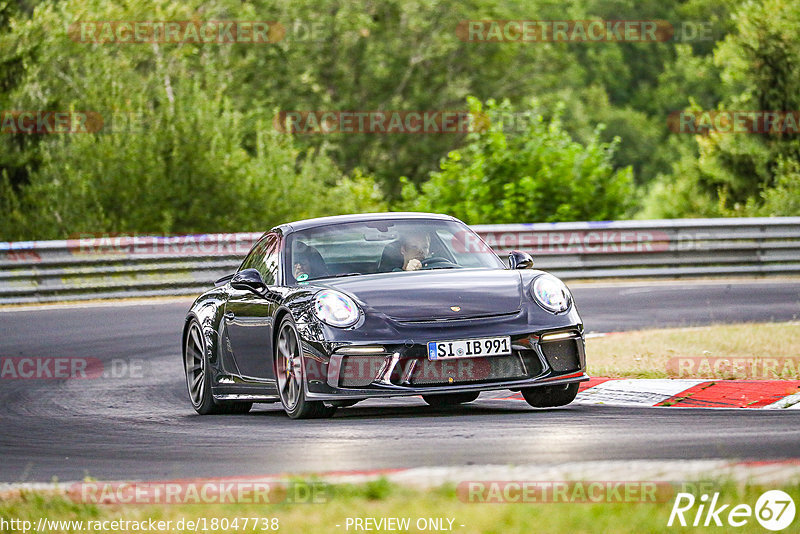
(285, 219, 504, 284)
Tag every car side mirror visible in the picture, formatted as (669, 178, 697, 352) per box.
(230, 268, 267, 294)
(214, 273, 234, 287)
(509, 250, 534, 269)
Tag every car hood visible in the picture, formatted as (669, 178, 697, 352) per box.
(314, 268, 523, 321)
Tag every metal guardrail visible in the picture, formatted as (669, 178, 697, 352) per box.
(0, 218, 798, 304)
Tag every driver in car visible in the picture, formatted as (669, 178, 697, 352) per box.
(292, 241, 328, 281)
(400, 233, 430, 271)
(294, 257, 312, 280)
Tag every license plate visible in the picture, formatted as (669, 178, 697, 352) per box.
(427, 336, 511, 360)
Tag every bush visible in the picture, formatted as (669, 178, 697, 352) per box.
(640, 0, 800, 218)
(0, 1, 385, 240)
(399, 97, 635, 224)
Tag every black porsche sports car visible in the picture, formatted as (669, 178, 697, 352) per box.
(183, 212, 587, 418)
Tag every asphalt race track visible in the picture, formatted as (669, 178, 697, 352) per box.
(0, 280, 798, 482)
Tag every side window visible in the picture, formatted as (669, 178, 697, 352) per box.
(240, 236, 269, 272)
(261, 236, 279, 285)
(239, 234, 280, 284)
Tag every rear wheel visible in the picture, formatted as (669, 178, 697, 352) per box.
(422, 391, 480, 406)
(521, 383, 579, 408)
(275, 316, 336, 419)
(184, 320, 252, 415)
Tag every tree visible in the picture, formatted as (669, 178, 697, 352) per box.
(0, 0, 385, 240)
(400, 97, 635, 223)
(642, 0, 800, 217)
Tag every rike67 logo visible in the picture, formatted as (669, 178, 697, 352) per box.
(668, 490, 796, 531)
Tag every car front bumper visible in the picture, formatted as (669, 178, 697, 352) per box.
(302, 328, 588, 401)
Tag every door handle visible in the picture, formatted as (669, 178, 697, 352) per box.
(224, 311, 235, 320)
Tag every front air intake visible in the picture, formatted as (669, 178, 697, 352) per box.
(540, 338, 583, 372)
(338, 355, 386, 387)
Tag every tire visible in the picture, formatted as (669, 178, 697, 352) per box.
(422, 391, 480, 407)
(521, 383, 579, 408)
(274, 316, 336, 419)
(184, 319, 252, 415)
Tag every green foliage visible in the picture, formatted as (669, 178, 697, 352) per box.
(743, 157, 800, 216)
(642, 0, 800, 217)
(400, 98, 635, 223)
(638, 145, 724, 219)
(1, 94, 386, 239)
(0, 0, 385, 240)
(0, 0, 797, 240)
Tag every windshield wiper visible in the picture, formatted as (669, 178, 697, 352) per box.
(313, 272, 363, 280)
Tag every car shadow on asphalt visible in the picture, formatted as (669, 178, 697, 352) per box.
(241, 401, 584, 421)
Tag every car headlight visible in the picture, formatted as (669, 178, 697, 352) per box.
(531, 274, 572, 313)
(314, 290, 360, 327)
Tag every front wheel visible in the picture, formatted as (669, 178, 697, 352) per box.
(422, 391, 480, 406)
(521, 383, 579, 408)
(275, 316, 336, 419)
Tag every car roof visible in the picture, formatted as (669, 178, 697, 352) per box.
(272, 212, 459, 234)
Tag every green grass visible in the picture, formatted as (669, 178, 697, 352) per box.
(587, 322, 800, 379)
(2, 479, 800, 533)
